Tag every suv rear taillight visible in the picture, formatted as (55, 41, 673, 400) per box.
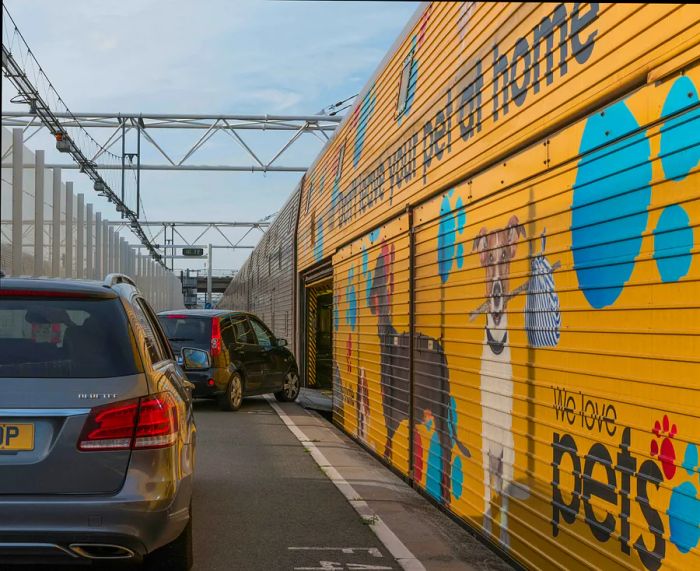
(78, 393, 178, 451)
(210, 317, 222, 357)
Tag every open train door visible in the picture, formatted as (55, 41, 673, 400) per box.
(299, 261, 334, 409)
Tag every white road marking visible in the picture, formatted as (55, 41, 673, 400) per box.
(266, 396, 426, 571)
(288, 547, 383, 557)
(293, 564, 393, 571)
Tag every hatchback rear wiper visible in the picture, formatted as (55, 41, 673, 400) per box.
(168, 337, 194, 341)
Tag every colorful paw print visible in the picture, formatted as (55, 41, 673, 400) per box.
(668, 443, 700, 554)
(651, 414, 678, 480)
(437, 190, 468, 283)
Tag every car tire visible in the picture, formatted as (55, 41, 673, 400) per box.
(144, 504, 193, 570)
(219, 372, 243, 411)
(275, 370, 300, 402)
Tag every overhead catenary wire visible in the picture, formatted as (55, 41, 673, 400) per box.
(1, 5, 164, 265)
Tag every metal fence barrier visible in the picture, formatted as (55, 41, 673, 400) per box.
(1, 127, 184, 311)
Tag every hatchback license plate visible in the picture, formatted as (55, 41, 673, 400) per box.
(0, 423, 35, 451)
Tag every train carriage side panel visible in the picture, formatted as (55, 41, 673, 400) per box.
(219, 188, 300, 349)
(334, 54, 700, 570)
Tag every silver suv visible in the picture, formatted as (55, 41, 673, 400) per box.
(0, 275, 197, 569)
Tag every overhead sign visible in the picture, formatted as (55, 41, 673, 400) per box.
(182, 248, 205, 257)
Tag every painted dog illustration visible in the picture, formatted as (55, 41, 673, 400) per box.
(369, 242, 470, 505)
(472, 215, 527, 547)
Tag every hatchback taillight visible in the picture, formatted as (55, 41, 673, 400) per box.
(78, 393, 178, 451)
(210, 317, 222, 357)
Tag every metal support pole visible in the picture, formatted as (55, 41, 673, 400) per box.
(119, 238, 125, 274)
(76, 193, 84, 278)
(125, 244, 131, 277)
(107, 228, 114, 274)
(94, 211, 102, 279)
(33, 150, 45, 276)
(65, 182, 73, 278)
(102, 223, 109, 276)
(52, 169, 61, 277)
(121, 119, 125, 212)
(147, 258, 153, 302)
(12, 128, 23, 275)
(137, 123, 141, 218)
(86, 203, 94, 279)
(207, 243, 213, 306)
(137, 254, 143, 286)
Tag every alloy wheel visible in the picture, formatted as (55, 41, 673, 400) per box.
(284, 372, 300, 400)
(230, 375, 243, 408)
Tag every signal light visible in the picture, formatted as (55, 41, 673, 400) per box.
(207, 379, 215, 387)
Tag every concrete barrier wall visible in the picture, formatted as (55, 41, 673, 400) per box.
(1, 127, 183, 311)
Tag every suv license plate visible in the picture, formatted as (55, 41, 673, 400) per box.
(0, 423, 35, 451)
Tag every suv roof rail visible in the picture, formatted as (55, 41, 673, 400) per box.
(104, 273, 137, 288)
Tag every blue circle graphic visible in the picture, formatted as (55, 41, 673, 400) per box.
(660, 76, 700, 181)
(572, 101, 652, 308)
(654, 205, 693, 282)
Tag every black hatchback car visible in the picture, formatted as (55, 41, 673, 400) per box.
(157, 310, 300, 411)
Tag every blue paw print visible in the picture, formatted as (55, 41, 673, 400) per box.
(572, 100, 652, 308)
(437, 190, 467, 283)
(653, 76, 698, 283)
(345, 266, 357, 330)
(668, 443, 700, 553)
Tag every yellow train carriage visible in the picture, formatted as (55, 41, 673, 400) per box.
(298, 2, 700, 569)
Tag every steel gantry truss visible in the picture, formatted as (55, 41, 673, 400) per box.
(1, 111, 343, 172)
(1, 3, 347, 277)
(104, 221, 271, 270)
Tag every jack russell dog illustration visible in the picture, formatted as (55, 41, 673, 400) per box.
(472, 215, 529, 546)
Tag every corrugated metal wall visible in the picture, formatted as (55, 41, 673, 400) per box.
(333, 215, 412, 474)
(218, 188, 300, 346)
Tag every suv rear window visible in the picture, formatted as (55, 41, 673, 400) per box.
(157, 315, 212, 352)
(0, 297, 140, 378)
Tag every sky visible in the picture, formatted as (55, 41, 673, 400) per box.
(1, 0, 418, 274)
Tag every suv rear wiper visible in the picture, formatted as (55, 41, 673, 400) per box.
(168, 337, 194, 341)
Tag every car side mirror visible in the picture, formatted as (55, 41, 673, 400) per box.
(277, 338, 288, 347)
(181, 347, 211, 370)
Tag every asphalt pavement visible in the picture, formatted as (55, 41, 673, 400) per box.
(192, 397, 399, 571)
(6, 396, 511, 571)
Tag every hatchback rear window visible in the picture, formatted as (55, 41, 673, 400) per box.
(0, 296, 140, 378)
(157, 315, 212, 352)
